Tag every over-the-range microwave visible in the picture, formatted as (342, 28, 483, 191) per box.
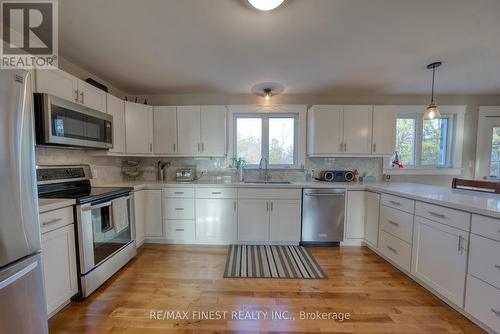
(34, 93, 113, 149)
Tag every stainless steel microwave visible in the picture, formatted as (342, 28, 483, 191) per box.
(34, 93, 113, 149)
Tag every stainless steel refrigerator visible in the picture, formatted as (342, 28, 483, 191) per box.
(0, 70, 48, 333)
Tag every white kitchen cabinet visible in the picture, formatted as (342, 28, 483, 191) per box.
(237, 199, 270, 242)
(269, 200, 301, 242)
(307, 105, 343, 155)
(125, 102, 154, 154)
(364, 191, 380, 248)
(342, 106, 373, 154)
(106, 94, 126, 153)
(77, 80, 106, 113)
(154, 106, 177, 154)
(41, 223, 78, 316)
(196, 199, 237, 242)
(372, 106, 396, 155)
(177, 106, 201, 155)
(144, 190, 163, 238)
(35, 68, 78, 102)
(133, 190, 146, 246)
(411, 216, 468, 307)
(345, 191, 366, 240)
(200, 106, 227, 156)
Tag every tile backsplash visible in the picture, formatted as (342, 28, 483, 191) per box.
(35, 147, 383, 183)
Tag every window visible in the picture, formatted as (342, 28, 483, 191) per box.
(394, 114, 454, 168)
(234, 114, 298, 168)
(489, 127, 500, 178)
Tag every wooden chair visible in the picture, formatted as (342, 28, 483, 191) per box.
(451, 178, 500, 194)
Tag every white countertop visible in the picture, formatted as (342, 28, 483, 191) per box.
(38, 198, 76, 213)
(92, 179, 500, 220)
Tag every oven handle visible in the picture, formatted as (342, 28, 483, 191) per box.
(81, 201, 112, 211)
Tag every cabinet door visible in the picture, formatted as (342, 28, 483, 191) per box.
(196, 199, 237, 242)
(269, 200, 301, 242)
(77, 80, 106, 112)
(237, 200, 270, 242)
(106, 94, 125, 153)
(144, 190, 163, 238)
(372, 106, 396, 155)
(411, 216, 468, 307)
(364, 191, 380, 247)
(307, 105, 343, 155)
(342, 106, 373, 154)
(35, 68, 78, 102)
(125, 102, 154, 154)
(154, 106, 177, 154)
(345, 191, 366, 239)
(41, 224, 78, 315)
(133, 190, 146, 245)
(200, 106, 227, 156)
(177, 106, 201, 155)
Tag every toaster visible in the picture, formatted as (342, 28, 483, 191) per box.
(318, 170, 354, 182)
(175, 168, 197, 182)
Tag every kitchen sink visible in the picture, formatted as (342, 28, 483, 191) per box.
(243, 180, 291, 184)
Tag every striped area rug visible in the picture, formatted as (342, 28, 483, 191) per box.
(223, 245, 326, 279)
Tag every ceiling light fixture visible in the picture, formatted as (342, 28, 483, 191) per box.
(248, 0, 285, 11)
(424, 61, 443, 120)
(264, 88, 272, 100)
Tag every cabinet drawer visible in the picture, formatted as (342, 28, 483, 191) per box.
(40, 206, 73, 234)
(165, 220, 195, 241)
(471, 214, 500, 242)
(380, 205, 414, 243)
(415, 202, 470, 231)
(237, 188, 301, 200)
(381, 194, 414, 214)
(465, 275, 500, 334)
(164, 187, 194, 198)
(379, 230, 412, 272)
(469, 234, 500, 289)
(195, 187, 237, 199)
(164, 199, 194, 219)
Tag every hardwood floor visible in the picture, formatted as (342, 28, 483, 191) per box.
(49, 245, 484, 333)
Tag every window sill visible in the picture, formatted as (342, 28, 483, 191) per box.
(383, 168, 463, 176)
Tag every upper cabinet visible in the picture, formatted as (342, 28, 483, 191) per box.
(372, 106, 396, 155)
(125, 102, 154, 155)
(307, 105, 373, 156)
(35, 68, 106, 113)
(154, 106, 177, 155)
(177, 106, 202, 155)
(106, 94, 126, 154)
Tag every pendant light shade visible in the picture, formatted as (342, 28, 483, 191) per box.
(424, 62, 442, 120)
(248, 0, 285, 11)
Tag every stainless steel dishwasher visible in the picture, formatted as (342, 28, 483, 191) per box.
(301, 188, 345, 246)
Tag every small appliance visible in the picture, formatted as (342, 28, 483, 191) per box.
(318, 170, 354, 182)
(176, 168, 197, 182)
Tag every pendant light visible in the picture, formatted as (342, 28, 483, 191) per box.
(424, 61, 442, 120)
(248, 0, 285, 11)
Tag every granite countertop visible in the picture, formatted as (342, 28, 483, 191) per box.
(91, 179, 500, 219)
(39, 198, 76, 213)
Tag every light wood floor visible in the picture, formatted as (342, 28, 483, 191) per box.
(49, 245, 484, 333)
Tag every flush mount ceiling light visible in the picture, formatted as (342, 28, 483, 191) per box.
(248, 0, 285, 11)
(424, 61, 443, 120)
(263, 88, 272, 100)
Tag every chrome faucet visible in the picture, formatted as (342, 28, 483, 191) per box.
(259, 157, 271, 181)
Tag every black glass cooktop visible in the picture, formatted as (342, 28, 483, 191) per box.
(38, 180, 132, 204)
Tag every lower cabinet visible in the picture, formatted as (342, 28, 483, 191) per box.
(237, 199, 270, 241)
(345, 191, 366, 240)
(133, 190, 146, 246)
(411, 216, 468, 307)
(144, 190, 163, 238)
(364, 191, 380, 248)
(196, 198, 237, 242)
(41, 223, 78, 316)
(269, 200, 301, 242)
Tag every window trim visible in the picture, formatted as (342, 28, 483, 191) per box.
(233, 113, 299, 169)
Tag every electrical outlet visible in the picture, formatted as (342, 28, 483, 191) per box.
(469, 160, 475, 168)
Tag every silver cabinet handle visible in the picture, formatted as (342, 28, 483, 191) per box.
(389, 200, 401, 206)
(233, 201, 236, 211)
(270, 201, 273, 211)
(387, 246, 397, 254)
(175, 228, 185, 232)
(197, 143, 201, 152)
(211, 191, 222, 195)
(387, 220, 399, 227)
(79, 91, 84, 104)
(74, 90, 79, 102)
(174, 208, 184, 211)
(201, 143, 204, 151)
(491, 308, 500, 318)
(457, 236, 466, 254)
(41, 218, 62, 227)
(373, 143, 376, 152)
(429, 211, 446, 219)
(266, 202, 269, 211)
(494, 264, 500, 270)
(173, 143, 176, 152)
(174, 192, 184, 195)
(339, 143, 343, 152)
(344, 143, 347, 152)
(150, 143, 153, 152)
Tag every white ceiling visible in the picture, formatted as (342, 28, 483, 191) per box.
(59, 0, 500, 95)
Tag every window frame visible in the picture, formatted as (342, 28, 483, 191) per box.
(394, 113, 455, 169)
(233, 113, 299, 169)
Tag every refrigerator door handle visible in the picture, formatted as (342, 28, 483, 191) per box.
(0, 261, 37, 291)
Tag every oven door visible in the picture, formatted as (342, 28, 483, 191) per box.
(36, 93, 113, 149)
(77, 194, 134, 275)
